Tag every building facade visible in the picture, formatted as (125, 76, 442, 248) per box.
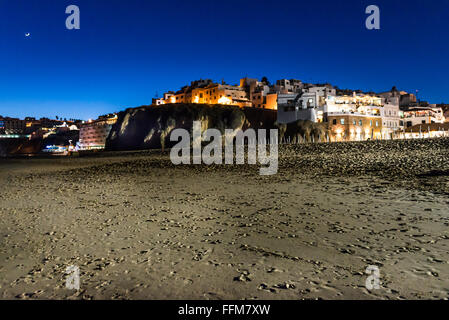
(0, 117, 27, 135)
(153, 77, 317, 110)
(78, 115, 118, 150)
(152, 79, 252, 108)
(401, 106, 445, 128)
(326, 114, 383, 141)
(324, 93, 385, 141)
(403, 122, 449, 139)
(277, 91, 323, 124)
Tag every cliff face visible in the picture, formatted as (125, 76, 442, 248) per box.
(106, 104, 278, 151)
(278, 120, 329, 142)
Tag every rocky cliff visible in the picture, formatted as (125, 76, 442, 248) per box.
(106, 104, 279, 151)
(105, 103, 327, 151)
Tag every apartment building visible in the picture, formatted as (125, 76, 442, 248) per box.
(0, 117, 27, 134)
(277, 91, 323, 124)
(403, 122, 449, 139)
(401, 106, 445, 128)
(78, 115, 118, 150)
(152, 79, 252, 108)
(273, 79, 304, 94)
(246, 78, 278, 110)
(304, 84, 336, 106)
(324, 94, 384, 141)
(327, 114, 383, 141)
(380, 96, 401, 138)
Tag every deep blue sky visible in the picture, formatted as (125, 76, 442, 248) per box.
(0, 0, 448, 120)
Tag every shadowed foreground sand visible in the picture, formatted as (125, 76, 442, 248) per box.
(0, 139, 448, 299)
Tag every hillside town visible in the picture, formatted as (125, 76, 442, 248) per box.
(153, 77, 449, 141)
(1, 76, 449, 155)
(0, 114, 117, 154)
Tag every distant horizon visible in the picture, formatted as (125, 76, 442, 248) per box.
(1, 0, 448, 120)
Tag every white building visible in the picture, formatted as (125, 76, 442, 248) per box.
(402, 122, 449, 139)
(273, 79, 304, 94)
(380, 95, 401, 139)
(401, 106, 445, 128)
(277, 91, 322, 124)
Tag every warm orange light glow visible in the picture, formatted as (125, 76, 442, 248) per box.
(218, 96, 232, 104)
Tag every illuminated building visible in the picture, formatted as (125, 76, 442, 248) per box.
(0, 117, 27, 135)
(324, 93, 385, 141)
(246, 77, 278, 110)
(277, 84, 336, 124)
(189, 83, 251, 107)
(402, 122, 449, 139)
(152, 77, 276, 109)
(326, 114, 383, 141)
(78, 114, 118, 150)
(152, 78, 341, 112)
(401, 106, 445, 128)
(277, 92, 323, 124)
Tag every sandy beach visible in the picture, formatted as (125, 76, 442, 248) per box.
(1, 138, 448, 300)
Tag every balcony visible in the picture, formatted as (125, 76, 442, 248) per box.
(326, 111, 381, 117)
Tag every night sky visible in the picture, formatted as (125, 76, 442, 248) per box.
(1, 0, 448, 120)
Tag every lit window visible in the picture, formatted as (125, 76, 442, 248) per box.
(340, 118, 345, 125)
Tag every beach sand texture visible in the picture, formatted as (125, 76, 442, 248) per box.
(0, 138, 448, 299)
